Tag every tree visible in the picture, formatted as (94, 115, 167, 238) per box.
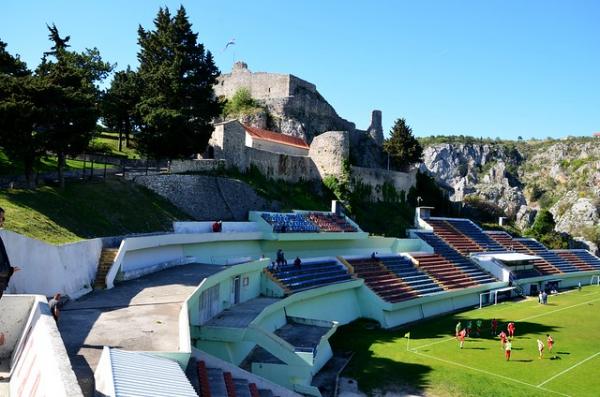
(0, 39, 45, 186)
(135, 6, 221, 159)
(35, 24, 112, 187)
(383, 118, 423, 170)
(101, 67, 141, 151)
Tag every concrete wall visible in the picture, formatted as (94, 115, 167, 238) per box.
(6, 295, 83, 397)
(174, 221, 261, 234)
(0, 230, 102, 299)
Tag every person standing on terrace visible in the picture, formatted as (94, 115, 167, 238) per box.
(0, 207, 22, 346)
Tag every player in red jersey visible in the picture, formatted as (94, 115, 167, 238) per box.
(458, 329, 466, 349)
(491, 318, 498, 335)
(547, 334, 554, 352)
(507, 322, 515, 338)
(499, 330, 508, 350)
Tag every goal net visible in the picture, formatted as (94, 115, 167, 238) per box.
(591, 275, 600, 286)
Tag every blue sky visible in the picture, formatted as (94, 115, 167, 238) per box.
(1, 1, 598, 139)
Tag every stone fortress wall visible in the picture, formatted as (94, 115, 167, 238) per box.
(141, 61, 417, 216)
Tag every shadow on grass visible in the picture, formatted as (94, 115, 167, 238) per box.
(330, 319, 431, 394)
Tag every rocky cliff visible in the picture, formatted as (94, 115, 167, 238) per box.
(420, 138, 600, 252)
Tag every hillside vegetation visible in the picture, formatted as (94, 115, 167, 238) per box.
(0, 178, 189, 244)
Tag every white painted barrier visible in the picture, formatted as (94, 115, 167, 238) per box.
(0, 230, 102, 299)
(173, 221, 261, 234)
(4, 295, 83, 397)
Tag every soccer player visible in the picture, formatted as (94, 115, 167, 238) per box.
(537, 339, 544, 359)
(466, 320, 472, 337)
(458, 329, 466, 349)
(507, 322, 515, 338)
(455, 321, 462, 338)
(491, 318, 498, 335)
(505, 340, 512, 361)
(499, 330, 508, 350)
(547, 334, 554, 352)
(475, 319, 482, 336)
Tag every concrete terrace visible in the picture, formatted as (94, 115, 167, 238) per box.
(204, 297, 280, 328)
(58, 262, 225, 394)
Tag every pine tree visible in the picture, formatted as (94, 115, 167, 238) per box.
(135, 6, 221, 159)
(35, 24, 112, 187)
(0, 39, 44, 186)
(101, 66, 141, 151)
(383, 118, 424, 171)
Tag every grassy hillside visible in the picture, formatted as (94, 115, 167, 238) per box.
(0, 178, 190, 244)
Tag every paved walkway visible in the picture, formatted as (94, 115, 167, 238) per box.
(204, 297, 280, 328)
(58, 263, 224, 395)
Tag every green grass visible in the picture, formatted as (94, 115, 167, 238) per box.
(0, 178, 190, 244)
(0, 151, 113, 176)
(90, 131, 140, 159)
(331, 286, 600, 397)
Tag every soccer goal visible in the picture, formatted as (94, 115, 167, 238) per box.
(479, 286, 516, 309)
(479, 291, 495, 308)
(591, 275, 600, 286)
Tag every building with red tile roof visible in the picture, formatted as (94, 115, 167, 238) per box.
(243, 125, 309, 150)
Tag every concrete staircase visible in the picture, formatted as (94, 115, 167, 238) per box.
(93, 248, 118, 289)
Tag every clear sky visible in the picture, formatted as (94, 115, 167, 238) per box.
(1, 1, 598, 139)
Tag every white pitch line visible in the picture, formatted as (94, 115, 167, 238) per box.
(410, 336, 456, 351)
(537, 351, 600, 387)
(411, 349, 570, 397)
(518, 294, 600, 323)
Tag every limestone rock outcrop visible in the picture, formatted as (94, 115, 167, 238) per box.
(421, 139, 600, 249)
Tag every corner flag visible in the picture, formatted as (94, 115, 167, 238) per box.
(404, 332, 410, 338)
(405, 331, 411, 351)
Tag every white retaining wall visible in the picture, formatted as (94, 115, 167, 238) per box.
(173, 221, 261, 234)
(0, 230, 102, 299)
(6, 295, 83, 397)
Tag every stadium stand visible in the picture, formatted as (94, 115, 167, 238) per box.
(442, 219, 505, 252)
(425, 219, 483, 255)
(554, 250, 600, 271)
(516, 239, 579, 273)
(267, 259, 352, 292)
(307, 212, 357, 232)
(486, 231, 562, 276)
(347, 258, 419, 303)
(379, 256, 445, 295)
(415, 232, 497, 286)
(261, 212, 319, 233)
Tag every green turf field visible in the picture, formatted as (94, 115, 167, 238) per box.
(331, 285, 600, 397)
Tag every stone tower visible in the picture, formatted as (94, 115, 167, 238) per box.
(367, 110, 384, 146)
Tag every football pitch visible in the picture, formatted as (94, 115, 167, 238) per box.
(331, 285, 600, 397)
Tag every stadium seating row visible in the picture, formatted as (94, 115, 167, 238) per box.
(267, 260, 352, 291)
(261, 212, 357, 233)
(415, 232, 497, 286)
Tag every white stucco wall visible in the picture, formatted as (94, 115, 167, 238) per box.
(173, 221, 261, 234)
(8, 295, 83, 397)
(0, 230, 102, 299)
